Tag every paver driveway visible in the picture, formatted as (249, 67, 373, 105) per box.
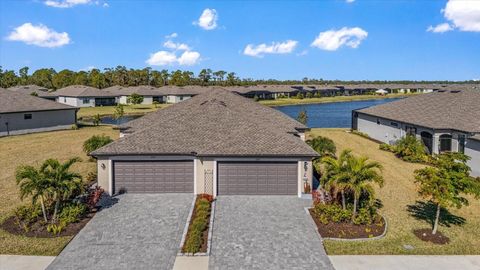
(209, 196, 334, 270)
(47, 194, 193, 270)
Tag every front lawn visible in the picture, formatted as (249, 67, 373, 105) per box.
(0, 126, 118, 255)
(309, 128, 480, 255)
(77, 104, 169, 118)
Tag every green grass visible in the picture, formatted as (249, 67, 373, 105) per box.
(259, 93, 415, 106)
(77, 104, 169, 119)
(309, 128, 480, 255)
(0, 126, 118, 255)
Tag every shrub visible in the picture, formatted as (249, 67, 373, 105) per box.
(353, 207, 375, 225)
(127, 93, 144, 105)
(295, 92, 304, 99)
(306, 92, 313, 98)
(379, 143, 395, 152)
(198, 193, 214, 202)
(93, 114, 101, 126)
(307, 136, 336, 158)
(13, 205, 42, 231)
(394, 135, 427, 163)
(59, 203, 88, 224)
(351, 130, 370, 139)
(83, 135, 113, 155)
(313, 203, 351, 224)
(182, 197, 212, 254)
(71, 124, 79, 130)
(87, 186, 104, 209)
(47, 222, 66, 235)
(86, 172, 97, 183)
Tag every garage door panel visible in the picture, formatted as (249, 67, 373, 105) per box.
(218, 162, 298, 195)
(114, 161, 193, 194)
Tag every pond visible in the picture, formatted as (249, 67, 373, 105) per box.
(98, 115, 142, 125)
(95, 98, 401, 128)
(274, 98, 401, 128)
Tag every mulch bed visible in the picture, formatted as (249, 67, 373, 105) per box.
(413, 228, 450, 245)
(309, 209, 386, 239)
(0, 210, 96, 238)
(182, 196, 212, 253)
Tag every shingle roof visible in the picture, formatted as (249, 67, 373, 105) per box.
(92, 88, 316, 157)
(55, 85, 116, 97)
(7, 85, 57, 98)
(0, 90, 76, 113)
(356, 90, 480, 133)
(104, 85, 164, 96)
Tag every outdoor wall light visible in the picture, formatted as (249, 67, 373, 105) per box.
(101, 163, 106, 170)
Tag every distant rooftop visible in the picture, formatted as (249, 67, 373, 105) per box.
(0, 90, 76, 113)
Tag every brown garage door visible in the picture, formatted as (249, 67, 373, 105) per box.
(113, 161, 193, 194)
(217, 162, 298, 195)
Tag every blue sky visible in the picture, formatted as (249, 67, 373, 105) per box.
(1, 0, 479, 80)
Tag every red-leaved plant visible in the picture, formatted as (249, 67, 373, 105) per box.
(87, 187, 104, 209)
(198, 193, 214, 203)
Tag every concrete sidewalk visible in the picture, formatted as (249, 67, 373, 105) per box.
(329, 255, 480, 270)
(0, 255, 55, 270)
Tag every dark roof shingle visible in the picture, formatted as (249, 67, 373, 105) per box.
(0, 91, 76, 113)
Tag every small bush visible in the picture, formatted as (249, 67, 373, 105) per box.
(83, 135, 113, 155)
(379, 143, 395, 152)
(394, 135, 427, 163)
(313, 203, 351, 224)
(306, 92, 313, 98)
(13, 205, 41, 231)
(71, 124, 79, 130)
(86, 186, 104, 209)
(47, 222, 66, 235)
(86, 171, 97, 183)
(59, 203, 88, 224)
(353, 208, 375, 225)
(198, 193, 214, 202)
(182, 196, 212, 254)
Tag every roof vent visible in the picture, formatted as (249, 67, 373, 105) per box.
(451, 90, 461, 93)
(437, 90, 446, 93)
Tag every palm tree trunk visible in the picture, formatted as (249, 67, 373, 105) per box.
(341, 190, 346, 210)
(39, 195, 48, 223)
(432, 203, 441, 235)
(52, 193, 60, 223)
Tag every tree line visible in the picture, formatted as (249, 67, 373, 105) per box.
(0, 66, 476, 90)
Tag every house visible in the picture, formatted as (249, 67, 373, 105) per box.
(55, 85, 117, 107)
(352, 90, 480, 176)
(158, 86, 200, 103)
(0, 91, 77, 136)
(7, 84, 58, 101)
(91, 88, 317, 197)
(105, 85, 165, 105)
(375, 89, 388, 95)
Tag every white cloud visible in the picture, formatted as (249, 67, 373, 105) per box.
(297, 50, 308, 56)
(146, 51, 178, 66)
(194, 8, 218, 30)
(427, 23, 453, 33)
(146, 35, 200, 66)
(6, 23, 70, 48)
(177, 51, 201, 66)
(163, 40, 190, 51)
(44, 0, 91, 8)
(346, 0, 355, 3)
(428, 0, 480, 33)
(311, 27, 368, 51)
(443, 0, 480, 32)
(102, 2, 109, 7)
(243, 40, 298, 57)
(165, 33, 178, 39)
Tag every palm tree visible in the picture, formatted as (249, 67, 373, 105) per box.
(15, 165, 49, 222)
(41, 157, 83, 223)
(321, 149, 353, 209)
(342, 154, 384, 219)
(307, 136, 336, 159)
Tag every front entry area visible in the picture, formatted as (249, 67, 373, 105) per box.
(217, 162, 298, 195)
(113, 161, 194, 194)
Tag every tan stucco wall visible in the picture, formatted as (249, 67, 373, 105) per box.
(299, 159, 313, 195)
(195, 158, 215, 195)
(97, 158, 111, 194)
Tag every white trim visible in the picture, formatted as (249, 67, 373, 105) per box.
(213, 160, 217, 198)
(108, 160, 113, 196)
(213, 157, 303, 162)
(193, 158, 198, 195)
(108, 155, 195, 161)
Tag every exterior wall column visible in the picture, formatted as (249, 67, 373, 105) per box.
(298, 159, 313, 198)
(452, 134, 459, 152)
(432, 133, 440, 154)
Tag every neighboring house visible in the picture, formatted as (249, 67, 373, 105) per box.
(105, 85, 165, 105)
(352, 90, 480, 176)
(91, 88, 316, 197)
(7, 84, 58, 101)
(0, 91, 77, 137)
(55, 85, 117, 107)
(159, 86, 200, 103)
(375, 89, 388, 95)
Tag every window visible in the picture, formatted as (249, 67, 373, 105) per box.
(24, 114, 32, 120)
(390, 122, 398, 127)
(63, 97, 67, 102)
(82, 98, 90, 104)
(180, 96, 184, 101)
(376, 119, 380, 125)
